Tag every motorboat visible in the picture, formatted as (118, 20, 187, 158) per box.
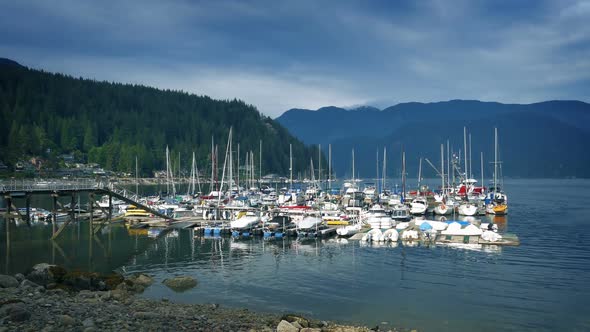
(365, 204, 393, 229)
(458, 202, 477, 216)
(336, 223, 362, 237)
(361, 228, 383, 242)
(230, 211, 261, 230)
(409, 197, 428, 215)
(391, 204, 411, 221)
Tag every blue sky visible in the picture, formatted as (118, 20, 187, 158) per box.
(1, 0, 589, 117)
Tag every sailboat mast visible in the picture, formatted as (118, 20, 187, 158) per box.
(328, 144, 332, 190)
(259, 140, 262, 185)
(418, 157, 422, 190)
(441, 144, 444, 192)
(376, 149, 379, 193)
(352, 148, 355, 183)
(237, 143, 240, 192)
(469, 133, 473, 179)
(447, 140, 450, 190)
(166, 146, 170, 194)
(135, 155, 138, 197)
(402, 150, 406, 200)
(494, 127, 498, 193)
(463, 127, 468, 182)
(480, 152, 484, 191)
(382, 147, 387, 192)
(210, 137, 214, 193)
(318, 144, 321, 190)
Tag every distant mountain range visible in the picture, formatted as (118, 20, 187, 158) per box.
(276, 100, 590, 179)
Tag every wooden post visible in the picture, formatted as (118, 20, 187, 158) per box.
(25, 194, 31, 225)
(5, 195, 11, 219)
(108, 194, 112, 222)
(70, 194, 75, 220)
(89, 193, 94, 237)
(52, 194, 58, 236)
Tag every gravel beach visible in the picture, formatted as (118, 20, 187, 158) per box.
(0, 264, 402, 332)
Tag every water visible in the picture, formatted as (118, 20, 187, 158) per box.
(2, 179, 590, 331)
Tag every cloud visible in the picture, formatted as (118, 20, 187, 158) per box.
(1, 0, 588, 115)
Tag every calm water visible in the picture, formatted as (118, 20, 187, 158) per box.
(2, 179, 590, 331)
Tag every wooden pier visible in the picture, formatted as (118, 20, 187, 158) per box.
(0, 179, 174, 239)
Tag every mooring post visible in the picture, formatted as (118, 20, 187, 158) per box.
(70, 193, 75, 220)
(89, 193, 94, 237)
(108, 194, 112, 222)
(4, 195, 11, 220)
(51, 193, 58, 235)
(25, 194, 31, 225)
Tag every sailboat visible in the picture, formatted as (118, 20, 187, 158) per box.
(486, 127, 509, 215)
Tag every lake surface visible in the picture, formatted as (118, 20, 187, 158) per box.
(2, 179, 590, 331)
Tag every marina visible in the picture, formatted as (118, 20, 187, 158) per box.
(2, 178, 590, 331)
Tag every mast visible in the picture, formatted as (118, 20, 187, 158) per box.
(446, 140, 450, 191)
(418, 157, 422, 191)
(494, 127, 498, 193)
(318, 144, 321, 190)
(135, 155, 138, 197)
(210, 137, 214, 193)
(328, 144, 332, 190)
(401, 150, 406, 201)
(469, 133, 473, 179)
(440, 144, 445, 193)
(382, 147, 387, 193)
(463, 126, 468, 182)
(166, 146, 170, 194)
(376, 149, 379, 193)
(480, 152, 484, 192)
(218, 127, 232, 206)
(259, 140, 262, 185)
(237, 143, 240, 192)
(352, 148, 355, 183)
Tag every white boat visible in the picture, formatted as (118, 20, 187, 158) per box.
(433, 202, 451, 215)
(391, 204, 411, 221)
(409, 197, 428, 215)
(365, 204, 393, 229)
(382, 228, 399, 242)
(230, 211, 260, 230)
(336, 223, 362, 237)
(458, 202, 477, 216)
(297, 216, 323, 230)
(361, 228, 383, 242)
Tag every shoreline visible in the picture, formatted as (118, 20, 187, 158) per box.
(0, 264, 404, 332)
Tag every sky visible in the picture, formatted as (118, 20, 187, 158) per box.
(1, 0, 589, 117)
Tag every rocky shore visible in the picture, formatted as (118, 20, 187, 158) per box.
(0, 264, 402, 332)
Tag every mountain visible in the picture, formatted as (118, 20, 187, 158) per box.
(0, 59, 322, 177)
(276, 100, 590, 179)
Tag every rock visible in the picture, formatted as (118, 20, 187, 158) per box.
(25, 263, 67, 286)
(300, 329, 322, 332)
(0, 303, 31, 322)
(162, 276, 198, 292)
(14, 273, 25, 282)
(58, 314, 76, 326)
(82, 318, 95, 328)
(130, 274, 154, 287)
(0, 275, 19, 288)
(83, 328, 96, 332)
(277, 320, 299, 332)
(20, 279, 41, 289)
(282, 314, 310, 328)
(133, 311, 159, 319)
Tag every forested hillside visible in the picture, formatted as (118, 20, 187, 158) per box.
(0, 59, 320, 176)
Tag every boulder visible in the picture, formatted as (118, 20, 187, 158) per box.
(130, 274, 154, 287)
(162, 276, 197, 292)
(20, 279, 41, 289)
(58, 314, 76, 326)
(0, 275, 19, 288)
(277, 320, 299, 332)
(25, 263, 67, 286)
(281, 314, 310, 328)
(0, 303, 31, 322)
